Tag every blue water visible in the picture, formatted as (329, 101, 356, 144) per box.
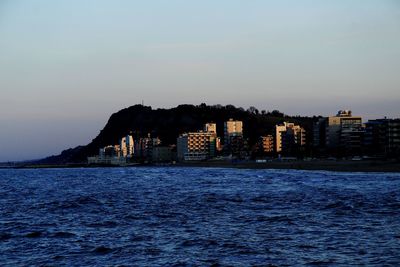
(0, 167, 399, 266)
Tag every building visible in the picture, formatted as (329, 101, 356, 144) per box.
(88, 156, 127, 165)
(364, 118, 400, 157)
(177, 132, 217, 161)
(89, 145, 126, 165)
(152, 146, 175, 163)
(204, 123, 217, 134)
(275, 122, 306, 153)
(313, 117, 327, 150)
(259, 135, 274, 154)
(215, 137, 222, 152)
(275, 124, 286, 153)
(134, 134, 161, 160)
(177, 124, 218, 161)
(313, 110, 364, 155)
(326, 110, 363, 149)
(224, 119, 243, 143)
(386, 119, 400, 156)
(228, 135, 245, 157)
(224, 119, 244, 155)
(89, 132, 162, 164)
(120, 135, 134, 157)
(252, 135, 274, 157)
(87, 156, 127, 166)
(100, 145, 121, 158)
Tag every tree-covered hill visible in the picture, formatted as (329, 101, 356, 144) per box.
(38, 104, 316, 164)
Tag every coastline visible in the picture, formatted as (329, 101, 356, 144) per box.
(6, 159, 400, 173)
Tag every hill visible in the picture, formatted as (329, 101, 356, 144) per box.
(37, 104, 316, 164)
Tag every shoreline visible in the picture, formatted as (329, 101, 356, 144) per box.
(5, 159, 400, 173)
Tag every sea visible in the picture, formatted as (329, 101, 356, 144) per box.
(0, 167, 399, 266)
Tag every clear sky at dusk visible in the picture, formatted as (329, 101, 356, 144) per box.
(0, 0, 399, 161)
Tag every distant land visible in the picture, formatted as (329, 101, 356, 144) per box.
(35, 104, 315, 165)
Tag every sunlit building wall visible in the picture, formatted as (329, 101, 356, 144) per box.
(275, 122, 306, 153)
(224, 119, 243, 144)
(204, 123, 217, 134)
(177, 131, 217, 161)
(120, 135, 134, 157)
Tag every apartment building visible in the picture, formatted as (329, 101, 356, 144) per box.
(365, 118, 400, 156)
(177, 123, 218, 161)
(260, 135, 274, 153)
(120, 135, 134, 157)
(275, 122, 306, 153)
(313, 110, 363, 155)
(224, 119, 243, 143)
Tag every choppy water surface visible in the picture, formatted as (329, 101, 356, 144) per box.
(0, 167, 399, 266)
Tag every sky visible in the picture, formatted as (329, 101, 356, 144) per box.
(0, 0, 399, 161)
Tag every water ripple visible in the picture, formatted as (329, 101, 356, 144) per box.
(0, 167, 399, 266)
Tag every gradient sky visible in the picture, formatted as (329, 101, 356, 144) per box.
(1, 0, 399, 161)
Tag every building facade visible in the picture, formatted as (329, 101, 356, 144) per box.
(134, 134, 161, 161)
(120, 135, 134, 157)
(275, 122, 306, 153)
(177, 132, 217, 161)
(313, 110, 364, 155)
(204, 123, 217, 134)
(152, 146, 175, 163)
(224, 119, 243, 143)
(177, 123, 218, 161)
(313, 117, 327, 150)
(364, 118, 400, 157)
(224, 119, 244, 155)
(89, 145, 126, 165)
(326, 110, 363, 149)
(260, 135, 274, 154)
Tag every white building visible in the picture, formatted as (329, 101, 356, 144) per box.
(120, 135, 134, 157)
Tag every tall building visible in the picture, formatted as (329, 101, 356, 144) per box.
(326, 110, 362, 149)
(275, 122, 306, 153)
(313, 117, 327, 150)
(224, 119, 243, 143)
(120, 135, 134, 157)
(224, 119, 244, 155)
(205, 123, 222, 151)
(275, 124, 287, 153)
(312, 110, 364, 155)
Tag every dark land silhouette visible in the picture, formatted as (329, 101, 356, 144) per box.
(38, 104, 315, 164)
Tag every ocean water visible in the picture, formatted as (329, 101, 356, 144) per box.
(0, 167, 399, 266)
